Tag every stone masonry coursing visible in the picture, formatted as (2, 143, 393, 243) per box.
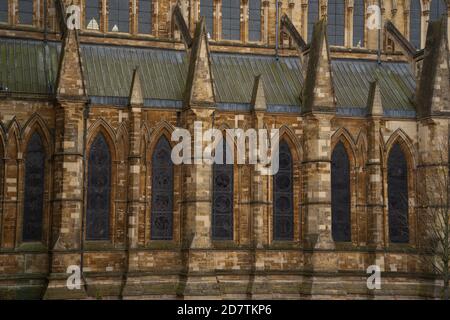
(0, 0, 449, 299)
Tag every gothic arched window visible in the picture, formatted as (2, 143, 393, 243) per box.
(327, 0, 345, 46)
(0, 0, 8, 23)
(200, 0, 214, 35)
(430, 0, 446, 21)
(353, 0, 365, 47)
(308, 0, 320, 42)
(331, 141, 351, 242)
(212, 140, 234, 240)
(18, 0, 33, 25)
(86, 133, 111, 240)
(410, 0, 421, 49)
(249, 0, 261, 41)
(109, 0, 130, 33)
(151, 136, 174, 240)
(273, 140, 294, 241)
(138, 0, 152, 34)
(85, 0, 101, 30)
(23, 132, 45, 242)
(222, 0, 241, 40)
(388, 143, 409, 243)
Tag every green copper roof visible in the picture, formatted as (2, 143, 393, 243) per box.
(82, 44, 188, 102)
(0, 38, 59, 94)
(211, 53, 303, 106)
(0, 37, 417, 115)
(332, 59, 415, 112)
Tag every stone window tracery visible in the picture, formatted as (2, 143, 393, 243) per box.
(86, 133, 111, 241)
(273, 140, 294, 241)
(23, 132, 45, 242)
(151, 136, 174, 240)
(331, 141, 351, 242)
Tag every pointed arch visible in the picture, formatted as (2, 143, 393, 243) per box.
(331, 141, 351, 242)
(384, 129, 417, 168)
(273, 138, 294, 241)
(21, 113, 52, 156)
(278, 125, 303, 162)
(212, 134, 234, 240)
(387, 142, 409, 243)
(22, 131, 46, 242)
(150, 135, 174, 240)
(331, 127, 357, 165)
(148, 121, 176, 161)
(331, 128, 358, 243)
(6, 119, 20, 159)
(87, 118, 117, 160)
(116, 121, 129, 161)
(384, 130, 416, 244)
(86, 132, 112, 240)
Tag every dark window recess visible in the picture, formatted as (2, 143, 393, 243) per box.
(23, 132, 45, 242)
(212, 140, 234, 240)
(18, 0, 33, 25)
(85, 0, 101, 30)
(331, 141, 351, 242)
(138, 0, 152, 34)
(307, 0, 319, 42)
(327, 0, 345, 46)
(410, 0, 421, 48)
(353, 0, 365, 47)
(248, 0, 261, 42)
(109, 0, 129, 33)
(200, 0, 214, 36)
(388, 143, 409, 243)
(273, 140, 294, 241)
(151, 136, 174, 240)
(0, 0, 8, 23)
(430, 0, 446, 21)
(222, 0, 241, 40)
(86, 133, 111, 241)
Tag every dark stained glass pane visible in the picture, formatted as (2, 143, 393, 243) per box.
(273, 140, 294, 241)
(151, 136, 174, 240)
(212, 140, 234, 240)
(86, 133, 111, 240)
(18, 0, 33, 25)
(410, 0, 421, 49)
(388, 143, 409, 243)
(138, 0, 152, 34)
(85, 0, 101, 30)
(23, 132, 45, 242)
(331, 141, 351, 242)
(222, 0, 241, 40)
(0, 0, 8, 23)
(353, 0, 365, 47)
(249, 0, 261, 41)
(308, 0, 319, 42)
(109, 0, 129, 33)
(430, 0, 446, 21)
(200, 0, 214, 36)
(327, 0, 345, 46)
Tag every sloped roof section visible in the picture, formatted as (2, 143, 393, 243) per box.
(332, 59, 416, 116)
(0, 37, 417, 117)
(211, 53, 303, 106)
(82, 44, 188, 103)
(0, 38, 59, 94)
